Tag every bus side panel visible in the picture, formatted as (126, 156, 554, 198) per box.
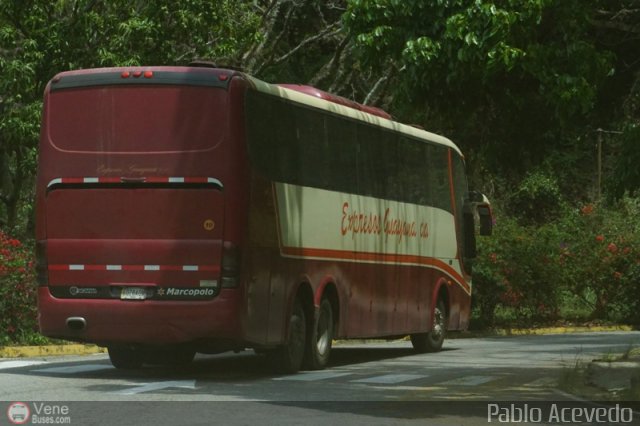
(337, 260, 363, 338)
(404, 264, 430, 334)
(244, 174, 280, 345)
(243, 172, 470, 342)
(242, 247, 274, 345)
(272, 182, 468, 336)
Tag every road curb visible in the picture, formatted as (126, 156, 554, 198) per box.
(0, 344, 106, 358)
(452, 324, 634, 338)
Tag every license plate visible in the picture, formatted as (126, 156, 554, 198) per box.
(120, 287, 148, 300)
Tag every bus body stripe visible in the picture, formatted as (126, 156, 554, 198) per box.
(279, 246, 470, 294)
(47, 177, 222, 188)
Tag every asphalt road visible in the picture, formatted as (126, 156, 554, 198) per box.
(1, 331, 639, 425)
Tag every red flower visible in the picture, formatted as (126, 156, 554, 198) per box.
(608, 243, 618, 254)
(581, 204, 594, 215)
(595, 235, 605, 242)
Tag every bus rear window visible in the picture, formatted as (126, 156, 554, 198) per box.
(47, 86, 225, 153)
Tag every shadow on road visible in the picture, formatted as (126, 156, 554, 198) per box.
(329, 345, 457, 368)
(21, 343, 458, 382)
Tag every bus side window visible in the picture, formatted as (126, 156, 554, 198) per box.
(429, 145, 452, 213)
(355, 122, 399, 200)
(295, 106, 329, 188)
(245, 91, 296, 183)
(326, 116, 358, 194)
(397, 136, 431, 206)
(452, 154, 476, 267)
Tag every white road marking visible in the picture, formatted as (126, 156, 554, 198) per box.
(438, 375, 496, 386)
(115, 380, 197, 395)
(273, 371, 352, 381)
(352, 374, 427, 384)
(34, 364, 112, 374)
(0, 360, 48, 370)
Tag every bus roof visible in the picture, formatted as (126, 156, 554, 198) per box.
(247, 75, 463, 157)
(45, 66, 462, 157)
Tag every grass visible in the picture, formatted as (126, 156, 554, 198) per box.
(0, 333, 67, 348)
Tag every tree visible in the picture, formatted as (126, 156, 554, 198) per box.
(0, 0, 358, 234)
(591, 1, 640, 199)
(0, 0, 265, 232)
(343, 0, 616, 189)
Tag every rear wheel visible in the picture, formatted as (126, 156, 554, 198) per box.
(304, 297, 334, 370)
(410, 298, 446, 353)
(108, 344, 144, 369)
(270, 297, 306, 373)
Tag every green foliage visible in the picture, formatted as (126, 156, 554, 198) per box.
(507, 171, 562, 225)
(0, 0, 639, 335)
(344, 0, 615, 177)
(0, 0, 263, 232)
(607, 125, 640, 200)
(472, 210, 562, 328)
(0, 230, 38, 345)
(473, 196, 640, 327)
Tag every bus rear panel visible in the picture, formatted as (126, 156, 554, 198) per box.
(36, 67, 246, 348)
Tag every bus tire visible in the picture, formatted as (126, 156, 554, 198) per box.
(304, 297, 334, 370)
(410, 298, 446, 353)
(108, 344, 144, 369)
(271, 297, 306, 373)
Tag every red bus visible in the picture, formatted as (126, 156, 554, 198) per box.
(36, 64, 492, 372)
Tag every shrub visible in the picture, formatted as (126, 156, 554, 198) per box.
(0, 230, 40, 345)
(472, 196, 640, 327)
(507, 171, 563, 225)
(557, 197, 640, 322)
(472, 210, 562, 328)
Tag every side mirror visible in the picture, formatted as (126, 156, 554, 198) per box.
(468, 191, 493, 236)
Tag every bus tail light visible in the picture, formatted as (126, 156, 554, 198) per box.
(221, 243, 241, 288)
(36, 241, 48, 286)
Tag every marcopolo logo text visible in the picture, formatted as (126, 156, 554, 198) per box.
(163, 287, 215, 297)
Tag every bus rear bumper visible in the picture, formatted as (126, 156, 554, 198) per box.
(37, 287, 243, 346)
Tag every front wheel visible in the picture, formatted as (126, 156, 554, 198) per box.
(303, 297, 334, 370)
(410, 298, 446, 353)
(270, 297, 306, 373)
